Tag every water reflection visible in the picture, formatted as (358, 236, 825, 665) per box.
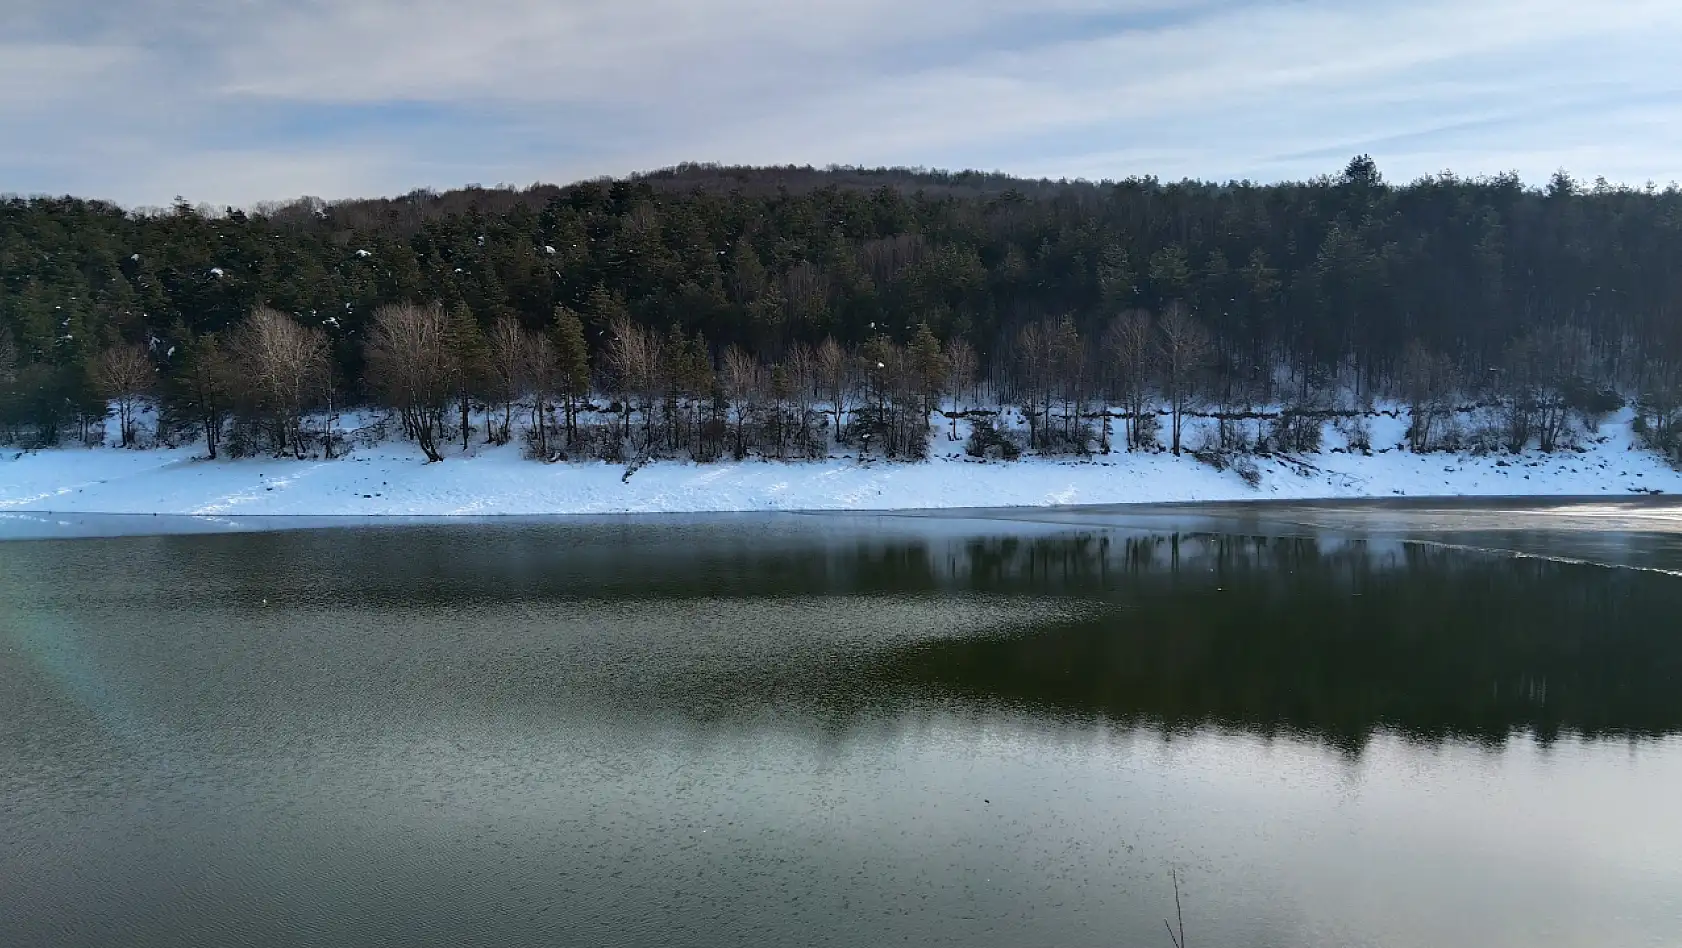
(4, 514, 1682, 948)
(6, 519, 1678, 751)
(873, 533, 1682, 749)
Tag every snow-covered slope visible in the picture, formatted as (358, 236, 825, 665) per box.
(1, 409, 1677, 517)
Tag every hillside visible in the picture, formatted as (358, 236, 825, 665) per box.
(6, 156, 1682, 483)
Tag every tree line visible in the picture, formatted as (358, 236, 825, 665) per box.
(2, 157, 1677, 461)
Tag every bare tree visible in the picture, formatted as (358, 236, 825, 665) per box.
(365, 303, 455, 462)
(1399, 340, 1456, 452)
(944, 337, 978, 438)
(815, 337, 854, 440)
(1502, 325, 1590, 452)
(526, 332, 557, 458)
(722, 345, 761, 458)
(1104, 310, 1156, 450)
(605, 315, 662, 446)
(485, 315, 527, 444)
(783, 342, 818, 456)
(1015, 321, 1055, 449)
(233, 306, 330, 458)
(1049, 315, 1087, 448)
(94, 344, 154, 447)
(1637, 357, 1682, 461)
(1105, 310, 1155, 449)
(1157, 303, 1212, 456)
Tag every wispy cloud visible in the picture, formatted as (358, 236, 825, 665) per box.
(5, 0, 1681, 206)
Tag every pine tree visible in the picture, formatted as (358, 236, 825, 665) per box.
(1097, 244, 1133, 310)
(684, 332, 715, 459)
(659, 322, 690, 451)
(1148, 245, 1192, 305)
(169, 326, 234, 459)
(0, 324, 17, 386)
(449, 304, 491, 453)
(584, 285, 630, 336)
(6, 158, 1681, 469)
(552, 306, 590, 443)
(908, 321, 946, 426)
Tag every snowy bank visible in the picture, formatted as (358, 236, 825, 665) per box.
(1, 409, 1678, 517)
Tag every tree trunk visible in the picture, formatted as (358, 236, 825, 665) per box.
(411, 405, 443, 462)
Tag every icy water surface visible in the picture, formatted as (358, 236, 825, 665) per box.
(3, 502, 1682, 947)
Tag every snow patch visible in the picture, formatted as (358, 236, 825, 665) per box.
(1, 408, 1677, 517)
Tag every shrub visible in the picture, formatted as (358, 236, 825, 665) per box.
(1234, 456, 1263, 487)
(1190, 446, 1227, 472)
(1193, 443, 1263, 487)
(1217, 415, 1257, 453)
(1633, 405, 1682, 465)
(1041, 421, 1096, 456)
(1438, 417, 1465, 452)
(1562, 378, 1624, 424)
(1129, 411, 1162, 450)
(1268, 408, 1323, 453)
(1337, 414, 1372, 451)
(965, 417, 1022, 460)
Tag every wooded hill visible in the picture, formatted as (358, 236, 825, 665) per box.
(2, 157, 1678, 462)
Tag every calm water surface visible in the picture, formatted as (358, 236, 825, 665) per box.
(3, 502, 1682, 947)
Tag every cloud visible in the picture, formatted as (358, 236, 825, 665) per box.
(0, 45, 137, 112)
(5, 0, 1682, 206)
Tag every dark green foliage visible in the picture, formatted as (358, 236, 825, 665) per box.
(551, 306, 591, 442)
(163, 326, 234, 458)
(1562, 378, 1624, 419)
(4, 160, 1682, 452)
(448, 305, 492, 452)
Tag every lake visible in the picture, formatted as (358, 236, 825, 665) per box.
(4, 501, 1681, 947)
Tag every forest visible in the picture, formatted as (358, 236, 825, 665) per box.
(1, 156, 1678, 464)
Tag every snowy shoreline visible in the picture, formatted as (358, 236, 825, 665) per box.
(3, 408, 1678, 517)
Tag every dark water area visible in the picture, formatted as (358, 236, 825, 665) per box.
(3, 503, 1681, 947)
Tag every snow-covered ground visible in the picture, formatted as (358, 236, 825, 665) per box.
(1, 408, 1677, 517)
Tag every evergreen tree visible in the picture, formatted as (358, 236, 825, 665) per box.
(552, 306, 591, 443)
(908, 321, 946, 425)
(168, 325, 235, 459)
(448, 305, 492, 452)
(8, 158, 1682, 464)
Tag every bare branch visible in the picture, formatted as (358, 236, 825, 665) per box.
(232, 306, 330, 458)
(94, 344, 154, 447)
(366, 302, 455, 461)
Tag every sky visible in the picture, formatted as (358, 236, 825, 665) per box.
(5, 0, 1682, 208)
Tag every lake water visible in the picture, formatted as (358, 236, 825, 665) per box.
(4, 502, 1682, 947)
